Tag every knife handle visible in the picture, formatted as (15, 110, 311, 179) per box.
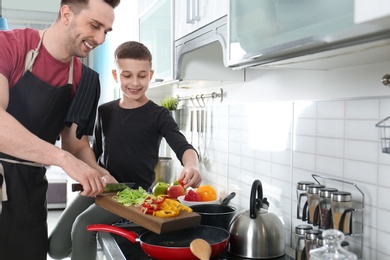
(72, 183, 83, 192)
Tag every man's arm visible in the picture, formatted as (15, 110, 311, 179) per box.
(0, 73, 105, 196)
(61, 124, 118, 184)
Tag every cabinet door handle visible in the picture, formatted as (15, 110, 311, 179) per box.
(186, 0, 200, 24)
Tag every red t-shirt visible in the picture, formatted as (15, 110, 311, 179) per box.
(0, 28, 81, 95)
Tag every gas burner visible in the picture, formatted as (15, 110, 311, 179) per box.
(109, 225, 293, 260)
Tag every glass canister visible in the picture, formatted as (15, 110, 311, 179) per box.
(318, 188, 338, 229)
(309, 229, 357, 260)
(306, 184, 325, 224)
(304, 229, 322, 260)
(318, 234, 350, 251)
(297, 181, 315, 219)
(331, 191, 352, 234)
(295, 225, 313, 260)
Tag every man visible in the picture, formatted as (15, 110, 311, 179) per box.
(0, 0, 120, 259)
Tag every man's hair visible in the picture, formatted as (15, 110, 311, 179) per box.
(114, 41, 153, 66)
(60, 0, 120, 16)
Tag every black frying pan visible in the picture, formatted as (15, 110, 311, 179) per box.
(87, 224, 229, 260)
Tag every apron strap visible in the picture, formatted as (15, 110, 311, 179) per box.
(68, 58, 74, 85)
(23, 29, 74, 85)
(0, 158, 44, 168)
(24, 29, 46, 74)
(0, 163, 7, 202)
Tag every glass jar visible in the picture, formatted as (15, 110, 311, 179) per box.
(295, 225, 313, 260)
(317, 234, 351, 249)
(305, 229, 322, 260)
(331, 191, 352, 234)
(297, 181, 315, 219)
(310, 229, 357, 260)
(306, 184, 325, 224)
(318, 188, 338, 229)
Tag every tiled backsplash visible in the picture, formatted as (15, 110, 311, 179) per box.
(172, 96, 390, 259)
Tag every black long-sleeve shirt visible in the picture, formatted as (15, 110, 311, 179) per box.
(92, 100, 195, 189)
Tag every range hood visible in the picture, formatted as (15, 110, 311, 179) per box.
(174, 16, 244, 83)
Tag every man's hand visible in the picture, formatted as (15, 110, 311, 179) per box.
(60, 124, 107, 197)
(60, 152, 105, 197)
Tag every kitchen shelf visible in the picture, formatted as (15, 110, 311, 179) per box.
(375, 116, 390, 154)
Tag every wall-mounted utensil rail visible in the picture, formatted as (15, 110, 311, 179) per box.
(177, 88, 223, 108)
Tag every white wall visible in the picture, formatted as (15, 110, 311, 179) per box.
(169, 59, 390, 259)
(93, 0, 139, 104)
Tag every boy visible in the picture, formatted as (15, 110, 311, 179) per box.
(48, 41, 201, 260)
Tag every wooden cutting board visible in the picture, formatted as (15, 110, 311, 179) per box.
(95, 193, 201, 234)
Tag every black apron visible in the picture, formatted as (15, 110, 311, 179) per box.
(0, 30, 73, 260)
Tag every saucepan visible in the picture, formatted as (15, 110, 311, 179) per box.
(190, 192, 236, 230)
(87, 224, 229, 260)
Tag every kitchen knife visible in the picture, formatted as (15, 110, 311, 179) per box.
(71, 183, 135, 193)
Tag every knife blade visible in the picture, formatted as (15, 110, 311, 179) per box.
(71, 183, 135, 193)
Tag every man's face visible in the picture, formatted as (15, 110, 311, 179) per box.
(114, 58, 154, 103)
(65, 0, 115, 58)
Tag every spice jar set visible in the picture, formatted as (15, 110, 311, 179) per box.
(297, 181, 353, 234)
(294, 177, 361, 260)
(295, 225, 354, 260)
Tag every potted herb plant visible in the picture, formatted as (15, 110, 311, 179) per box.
(160, 96, 179, 111)
(161, 96, 181, 127)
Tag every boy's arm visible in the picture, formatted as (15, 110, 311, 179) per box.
(177, 149, 202, 189)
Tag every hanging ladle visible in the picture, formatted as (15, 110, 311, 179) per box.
(190, 238, 212, 260)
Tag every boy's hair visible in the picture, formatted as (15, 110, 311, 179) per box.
(60, 0, 120, 16)
(114, 41, 153, 66)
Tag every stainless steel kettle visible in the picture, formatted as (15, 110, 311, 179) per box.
(228, 179, 286, 259)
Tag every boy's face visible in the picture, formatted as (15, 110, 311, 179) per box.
(112, 58, 154, 103)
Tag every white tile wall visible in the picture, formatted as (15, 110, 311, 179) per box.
(172, 96, 390, 259)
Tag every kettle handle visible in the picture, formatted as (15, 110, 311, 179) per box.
(250, 179, 263, 219)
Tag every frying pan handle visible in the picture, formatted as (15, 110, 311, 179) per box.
(87, 224, 138, 244)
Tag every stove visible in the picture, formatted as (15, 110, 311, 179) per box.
(97, 224, 294, 260)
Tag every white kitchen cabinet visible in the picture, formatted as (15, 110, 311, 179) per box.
(355, 0, 390, 24)
(174, 0, 228, 40)
(139, 0, 174, 83)
(227, 0, 356, 68)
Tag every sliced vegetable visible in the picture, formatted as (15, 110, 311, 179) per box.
(114, 187, 150, 207)
(152, 198, 192, 218)
(113, 187, 191, 218)
(153, 209, 180, 218)
(140, 195, 167, 215)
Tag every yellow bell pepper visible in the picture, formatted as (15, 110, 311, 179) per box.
(153, 209, 180, 218)
(152, 198, 193, 218)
